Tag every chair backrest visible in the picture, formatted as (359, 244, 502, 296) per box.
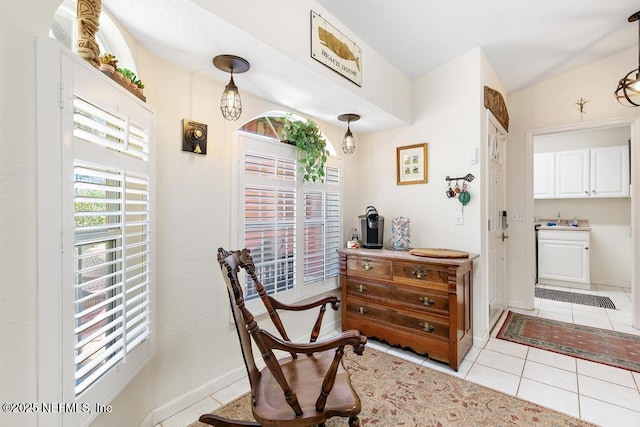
(217, 248, 262, 391)
(217, 247, 300, 406)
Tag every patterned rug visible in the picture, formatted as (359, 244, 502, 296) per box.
(497, 311, 640, 373)
(535, 287, 616, 309)
(190, 348, 594, 426)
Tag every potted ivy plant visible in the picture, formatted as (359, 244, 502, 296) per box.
(282, 117, 329, 182)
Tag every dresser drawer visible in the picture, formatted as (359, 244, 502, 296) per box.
(392, 260, 449, 287)
(345, 279, 449, 315)
(346, 255, 392, 280)
(345, 300, 449, 342)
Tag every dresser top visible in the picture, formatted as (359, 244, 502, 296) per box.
(338, 247, 479, 266)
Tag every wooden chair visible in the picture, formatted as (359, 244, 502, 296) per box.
(199, 248, 367, 427)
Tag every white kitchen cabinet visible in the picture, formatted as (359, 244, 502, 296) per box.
(555, 149, 590, 198)
(533, 152, 555, 199)
(590, 145, 630, 197)
(535, 145, 630, 199)
(537, 229, 590, 289)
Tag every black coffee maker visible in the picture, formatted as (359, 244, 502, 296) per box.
(359, 206, 384, 248)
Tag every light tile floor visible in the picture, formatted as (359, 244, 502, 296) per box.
(159, 284, 640, 427)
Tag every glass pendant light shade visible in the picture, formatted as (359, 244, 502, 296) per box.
(338, 113, 360, 155)
(220, 75, 242, 120)
(342, 126, 356, 154)
(615, 11, 640, 107)
(213, 55, 250, 120)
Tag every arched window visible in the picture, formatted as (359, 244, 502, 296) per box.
(239, 111, 337, 156)
(235, 112, 342, 311)
(50, 0, 137, 73)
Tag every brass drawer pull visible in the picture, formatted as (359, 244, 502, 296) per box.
(412, 267, 426, 279)
(358, 306, 367, 315)
(419, 297, 435, 306)
(419, 322, 435, 333)
(362, 262, 373, 271)
(356, 284, 367, 293)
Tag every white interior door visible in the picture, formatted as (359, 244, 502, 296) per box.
(487, 114, 508, 329)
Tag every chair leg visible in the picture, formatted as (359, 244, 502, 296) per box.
(348, 416, 360, 426)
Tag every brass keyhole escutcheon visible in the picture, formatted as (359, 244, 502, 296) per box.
(419, 297, 435, 306)
(363, 263, 372, 271)
(419, 322, 435, 333)
(358, 306, 367, 315)
(356, 284, 367, 293)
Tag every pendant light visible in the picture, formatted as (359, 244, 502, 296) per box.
(615, 11, 640, 106)
(338, 113, 360, 154)
(213, 55, 250, 120)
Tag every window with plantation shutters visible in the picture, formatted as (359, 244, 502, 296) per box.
(70, 92, 152, 397)
(237, 130, 342, 308)
(38, 35, 154, 427)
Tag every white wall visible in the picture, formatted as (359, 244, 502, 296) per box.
(507, 47, 640, 308)
(354, 48, 488, 342)
(0, 1, 59, 425)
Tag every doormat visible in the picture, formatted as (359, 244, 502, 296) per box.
(497, 311, 640, 373)
(535, 286, 616, 309)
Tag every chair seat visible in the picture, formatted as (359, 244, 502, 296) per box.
(253, 350, 361, 426)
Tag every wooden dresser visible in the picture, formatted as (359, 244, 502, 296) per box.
(338, 248, 478, 370)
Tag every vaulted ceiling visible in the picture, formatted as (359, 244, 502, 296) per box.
(103, 1, 640, 132)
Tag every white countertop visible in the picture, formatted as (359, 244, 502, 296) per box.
(536, 218, 591, 231)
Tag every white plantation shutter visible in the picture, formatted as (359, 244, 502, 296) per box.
(243, 151, 297, 300)
(303, 165, 341, 284)
(237, 132, 342, 306)
(68, 81, 152, 398)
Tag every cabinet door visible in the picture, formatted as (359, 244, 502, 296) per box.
(555, 150, 589, 198)
(590, 145, 630, 198)
(538, 238, 590, 284)
(533, 152, 555, 199)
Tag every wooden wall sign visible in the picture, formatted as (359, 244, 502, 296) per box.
(310, 11, 362, 87)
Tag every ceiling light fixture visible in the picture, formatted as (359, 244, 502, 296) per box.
(338, 113, 360, 154)
(213, 54, 250, 120)
(615, 11, 640, 106)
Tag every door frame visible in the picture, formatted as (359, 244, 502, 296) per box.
(525, 116, 639, 328)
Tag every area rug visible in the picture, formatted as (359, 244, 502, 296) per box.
(535, 287, 616, 309)
(497, 311, 640, 373)
(190, 348, 593, 426)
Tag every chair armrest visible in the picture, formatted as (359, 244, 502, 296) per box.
(260, 329, 367, 355)
(268, 295, 340, 312)
(268, 295, 340, 344)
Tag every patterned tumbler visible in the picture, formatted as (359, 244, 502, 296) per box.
(391, 216, 410, 250)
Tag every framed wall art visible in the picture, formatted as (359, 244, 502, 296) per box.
(396, 143, 428, 185)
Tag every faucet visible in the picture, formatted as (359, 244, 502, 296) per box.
(556, 211, 561, 224)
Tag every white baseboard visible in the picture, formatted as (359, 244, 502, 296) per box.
(591, 278, 631, 289)
(152, 366, 246, 425)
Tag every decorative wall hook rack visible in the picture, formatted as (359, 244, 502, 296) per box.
(445, 173, 474, 183)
